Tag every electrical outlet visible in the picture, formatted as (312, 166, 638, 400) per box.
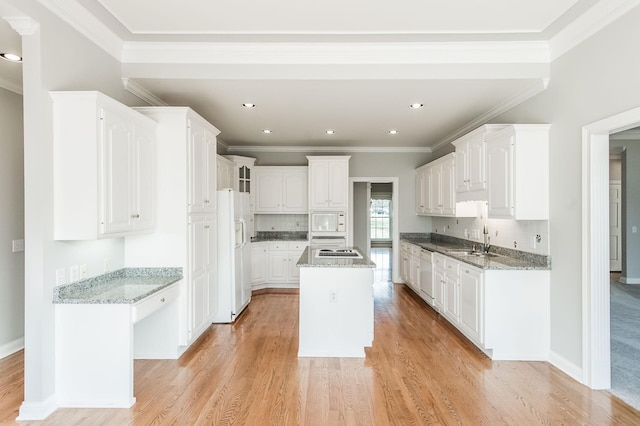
(69, 265, 79, 282)
(79, 264, 87, 279)
(104, 258, 111, 273)
(12, 239, 25, 253)
(530, 235, 537, 249)
(56, 268, 66, 286)
(329, 291, 338, 303)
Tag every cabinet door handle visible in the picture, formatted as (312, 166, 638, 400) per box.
(160, 298, 165, 303)
(131, 214, 140, 219)
(204, 200, 210, 203)
(204, 225, 210, 229)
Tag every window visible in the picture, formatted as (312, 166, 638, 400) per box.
(370, 198, 391, 240)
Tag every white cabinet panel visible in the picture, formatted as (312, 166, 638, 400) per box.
(254, 167, 308, 213)
(51, 91, 157, 240)
(459, 265, 483, 344)
(307, 156, 350, 210)
(251, 243, 268, 286)
(486, 125, 550, 220)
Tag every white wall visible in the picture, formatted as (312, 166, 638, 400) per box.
(226, 150, 433, 233)
(433, 6, 640, 371)
(0, 87, 25, 357)
(12, 0, 149, 415)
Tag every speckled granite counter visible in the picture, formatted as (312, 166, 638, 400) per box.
(401, 238, 550, 270)
(296, 247, 376, 268)
(251, 231, 308, 242)
(53, 267, 183, 304)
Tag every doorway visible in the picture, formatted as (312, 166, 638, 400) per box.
(582, 106, 640, 391)
(349, 177, 400, 283)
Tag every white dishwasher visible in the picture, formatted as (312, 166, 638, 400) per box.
(419, 249, 434, 306)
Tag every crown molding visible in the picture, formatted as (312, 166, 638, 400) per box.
(122, 40, 550, 65)
(550, 0, 640, 61)
(122, 78, 167, 106)
(38, 0, 123, 60)
(226, 145, 431, 153)
(430, 78, 550, 152)
(0, 75, 22, 95)
(4, 16, 39, 35)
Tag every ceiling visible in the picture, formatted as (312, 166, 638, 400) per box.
(0, 0, 621, 151)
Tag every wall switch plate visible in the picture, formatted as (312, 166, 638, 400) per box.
(633, 226, 638, 233)
(104, 258, 111, 273)
(56, 268, 66, 286)
(329, 291, 338, 303)
(69, 265, 79, 282)
(530, 235, 537, 249)
(12, 239, 25, 252)
(79, 264, 87, 279)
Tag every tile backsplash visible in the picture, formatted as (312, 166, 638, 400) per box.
(430, 202, 550, 255)
(255, 214, 309, 232)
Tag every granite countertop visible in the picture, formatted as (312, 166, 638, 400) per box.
(296, 247, 376, 268)
(402, 239, 550, 271)
(251, 231, 309, 242)
(53, 267, 183, 304)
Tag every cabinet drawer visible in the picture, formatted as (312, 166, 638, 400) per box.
(433, 253, 446, 268)
(410, 245, 421, 255)
(444, 258, 460, 276)
(287, 242, 307, 251)
(132, 281, 181, 324)
(420, 249, 432, 261)
(268, 242, 287, 251)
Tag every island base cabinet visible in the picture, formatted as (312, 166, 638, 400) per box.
(483, 270, 550, 360)
(55, 304, 135, 408)
(298, 267, 373, 357)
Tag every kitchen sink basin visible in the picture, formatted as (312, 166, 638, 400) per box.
(446, 250, 499, 258)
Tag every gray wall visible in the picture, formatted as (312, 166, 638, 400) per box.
(353, 182, 368, 253)
(441, 6, 640, 368)
(0, 87, 24, 355)
(228, 150, 433, 233)
(621, 145, 640, 280)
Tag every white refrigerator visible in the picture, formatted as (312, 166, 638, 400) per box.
(214, 190, 252, 323)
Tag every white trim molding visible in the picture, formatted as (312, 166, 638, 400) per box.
(430, 78, 549, 152)
(227, 145, 431, 153)
(550, 0, 640, 61)
(0, 75, 22, 95)
(38, 0, 123, 59)
(122, 40, 550, 65)
(17, 394, 57, 421)
(3, 16, 39, 35)
(122, 78, 167, 106)
(549, 350, 583, 384)
(582, 105, 640, 390)
(0, 337, 24, 359)
(619, 276, 640, 284)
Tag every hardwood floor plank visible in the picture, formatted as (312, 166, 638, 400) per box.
(4, 281, 640, 425)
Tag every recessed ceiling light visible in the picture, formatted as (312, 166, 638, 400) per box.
(243, 103, 256, 108)
(262, 129, 272, 134)
(389, 130, 399, 135)
(0, 53, 22, 62)
(326, 130, 335, 135)
(409, 103, 423, 109)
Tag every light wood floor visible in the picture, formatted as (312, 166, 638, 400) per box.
(3, 280, 640, 425)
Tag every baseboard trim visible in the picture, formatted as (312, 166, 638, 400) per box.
(16, 395, 58, 421)
(618, 276, 640, 284)
(0, 337, 24, 360)
(549, 350, 583, 384)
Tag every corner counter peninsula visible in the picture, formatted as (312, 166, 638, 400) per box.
(296, 247, 376, 357)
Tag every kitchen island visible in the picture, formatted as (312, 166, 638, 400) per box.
(296, 247, 375, 357)
(53, 268, 183, 408)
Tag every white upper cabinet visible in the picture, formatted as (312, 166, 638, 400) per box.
(188, 123, 218, 213)
(452, 125, 508, 201)
(415, 154, 476, 217)
(307, 156, 350, 210)
(486, 125, 550, 220)
(254, 167, 308, 213)
(51, 91, 158, 240)
(224, 155, 256, 194)
(216, 155, 235, 191)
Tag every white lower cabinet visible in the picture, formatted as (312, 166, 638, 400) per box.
(251, 243, 268, 286)
(431, 252, 550, 360)
(252, 241, 307, 289)
(459, 265, 483, 345)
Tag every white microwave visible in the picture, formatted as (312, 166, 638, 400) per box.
(310, 211, 346, 236)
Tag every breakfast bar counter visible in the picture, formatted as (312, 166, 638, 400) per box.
(296, 247, 375, 358)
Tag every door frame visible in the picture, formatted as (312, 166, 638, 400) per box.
(349, 177, 400, 283)
(582, 106, 640, 389)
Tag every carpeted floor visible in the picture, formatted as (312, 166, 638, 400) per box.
(610, 273, 640, 410)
